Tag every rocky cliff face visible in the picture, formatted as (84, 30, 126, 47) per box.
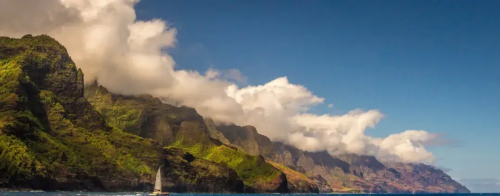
(383, 162, 470, 193)
(273, 142, 470, 193)
(216, 123, 470, 193)
(216, 124, 274, 157)
(0, 35, 244, 193)
(204, 118, 231, 145)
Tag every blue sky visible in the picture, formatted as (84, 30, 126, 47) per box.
(136, 0, 500, 191)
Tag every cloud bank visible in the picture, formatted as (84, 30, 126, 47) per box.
(0, 0, 441, 163)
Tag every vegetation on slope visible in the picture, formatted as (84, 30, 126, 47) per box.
(0, 35, 245, 192)
(85, 83, 200, 146)
(0, 35, 160, 189)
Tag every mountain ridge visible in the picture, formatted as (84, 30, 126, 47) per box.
(85, 80, 469, 193)
(213, 123, 470, 193)
(0, 34, 469, 193)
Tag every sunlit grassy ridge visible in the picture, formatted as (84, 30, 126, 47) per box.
(169, 142, 281, 186)
(170, 126, 282, 187)
(267, 161, 310, 183)
(165, 119, 283, 190)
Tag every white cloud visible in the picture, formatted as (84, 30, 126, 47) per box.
(378, 130, 437, 163)
(0, 0, 440, 163)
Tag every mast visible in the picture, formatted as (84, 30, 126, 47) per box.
(154, 166, 162, 192)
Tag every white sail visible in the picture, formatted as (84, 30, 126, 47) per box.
(154, 167, 162, 192)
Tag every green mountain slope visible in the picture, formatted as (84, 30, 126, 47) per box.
(84, 82, 291, 193)
(0, 35, 243, 192)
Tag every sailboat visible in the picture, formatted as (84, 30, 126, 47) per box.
(149, 166, 169, 196)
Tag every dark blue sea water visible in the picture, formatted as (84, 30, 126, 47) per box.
(1, 194, 500, 196)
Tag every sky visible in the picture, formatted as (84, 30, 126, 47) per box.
(134, 0, 500, 192)
(0, 0, 499, 192)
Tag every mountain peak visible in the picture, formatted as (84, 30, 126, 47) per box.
(1, 34, 68, 58)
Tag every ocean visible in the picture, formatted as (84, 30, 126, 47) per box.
(0, 193, 500, 196)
